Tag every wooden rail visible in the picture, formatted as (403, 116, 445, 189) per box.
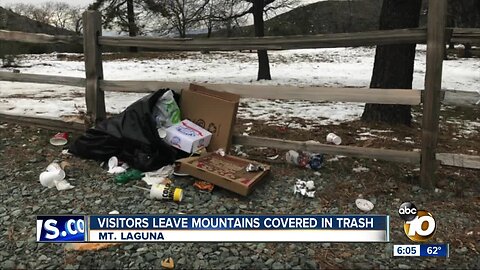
(3, 114, 479, 170)
(1, 10, 478, 186)
(100, 80, 422, 105)
(436, 153, 480, 169)
(99, 28, 426, 50)
(0, 27, 476, 48)
(442, 90, 480, 107)
(1, 71, 475, 107)
(233, 135, 421, 164)
(450, 28, 480, 45)
(0, 71, 85, 87)
(0, 113, 85, 132)
(0, 29, 82, 44)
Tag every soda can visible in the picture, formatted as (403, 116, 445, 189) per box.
(308, 154, 324, 170)
(297, 153, 310, 168)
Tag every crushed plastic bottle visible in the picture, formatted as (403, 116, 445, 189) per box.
(285, 150, 324, 170)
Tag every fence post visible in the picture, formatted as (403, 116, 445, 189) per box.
(420, 0, 447, 189)
(83, 10, 106, 126)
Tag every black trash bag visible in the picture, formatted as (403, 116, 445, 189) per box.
(69, 89, 186, 171)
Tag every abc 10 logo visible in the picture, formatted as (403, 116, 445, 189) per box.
(398, 202, 436, 242)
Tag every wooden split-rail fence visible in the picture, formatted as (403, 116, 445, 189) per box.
(1, 1, 479, 188)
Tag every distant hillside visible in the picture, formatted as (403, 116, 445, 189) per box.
(263, 0, 384, 35)
(0, 6, 82, 56)
(210, 0, 382, 37)
(212, 0, 431, 37)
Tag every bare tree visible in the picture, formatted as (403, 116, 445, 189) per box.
(90, 0, 144, 51)
(203, 0, 248, 37)
(43, 2, 71, 29)
(361, 0, 422, 126)
(9, 3, 51, 24)
(69, 7, 84, 34)
(146, 0, 211, 38)
(8, 2, 86, 33)
(239, 0, 293, 80)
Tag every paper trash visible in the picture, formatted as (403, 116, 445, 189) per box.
(294, 179, 315, 198)
(165, 120, 212, 153)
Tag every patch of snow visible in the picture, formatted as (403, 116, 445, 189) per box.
(1, 47, 479, 125)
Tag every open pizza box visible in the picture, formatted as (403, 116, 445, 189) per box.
(177, 153, 270, 196)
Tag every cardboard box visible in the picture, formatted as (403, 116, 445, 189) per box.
(180, 84, 240, 153)
(178, 153, 270, 196)
(165, 120, 212, 153)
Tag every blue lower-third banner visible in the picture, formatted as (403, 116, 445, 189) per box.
(89, 215, 389, 243)
(37, 215, 390, 243)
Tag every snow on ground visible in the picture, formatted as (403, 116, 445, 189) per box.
(0, 46, 478, 127)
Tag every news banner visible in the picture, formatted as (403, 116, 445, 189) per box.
(36, 202, 450, 258)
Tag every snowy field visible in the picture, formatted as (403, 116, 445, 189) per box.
(0, 46, 478, 126)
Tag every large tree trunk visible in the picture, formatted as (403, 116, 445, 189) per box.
(361, 0, 422, 126)
(127, 0, 137, 52)
(253, 0, 271, 80)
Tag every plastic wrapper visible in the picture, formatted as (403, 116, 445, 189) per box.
(153, 90, 181, 128)
(294, 179, 316, 198)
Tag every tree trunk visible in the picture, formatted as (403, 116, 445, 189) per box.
(253, 0, 271, 80)
(361, 0, 422, 126)
(127, 0, 137, 52)
(464, 43, 472, 58)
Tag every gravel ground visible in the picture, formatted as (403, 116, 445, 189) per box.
(0, 120, 479, 269)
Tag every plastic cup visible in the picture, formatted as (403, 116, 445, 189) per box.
(50, 132, 69, 146)
(326, 133, 342, 145)
(39, 171, 60, 188)
(285, 150, 300, 165)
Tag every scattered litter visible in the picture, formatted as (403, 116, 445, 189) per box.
(49, 132, 69, 146)
(286, 150, 323, 170)
(60, 161, 71, 170)
(193, 180, 215, 192)
(142, 165, 175, 185)
(266, 154, 279, 160)
(246, 163, 265, 172)
(61, 149, 71, 155)
(115, 169, 144, 184)
(65, 243, 118, 251)
(153, 89, 181, 128)
(215, 148, 226, 157)
(161, 257, 175, 269)
(39, 163, 74, 191)
(326, 157, 339, 162)
(245, 126, 252, 132)
(157, 128, 167, 139)
(313, 171, 321, 176)
(352, 166, 370, 173)
(150, 183, 183, 202)
(39, 171, 60, 188)
(142, 176, 167, 186)
(243, 122, 253, 126)
(326, 133, 342, 145)
(242, 132, 250, 136)
(107, 156, 129, 174)
(355, 198, 374, 212)
(109, 210, 120, 214)
(55, 180, 74, 191)
(294, 179, 316, 198)
(177, 152, 270, 196)
(164, 120, 212, 153)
